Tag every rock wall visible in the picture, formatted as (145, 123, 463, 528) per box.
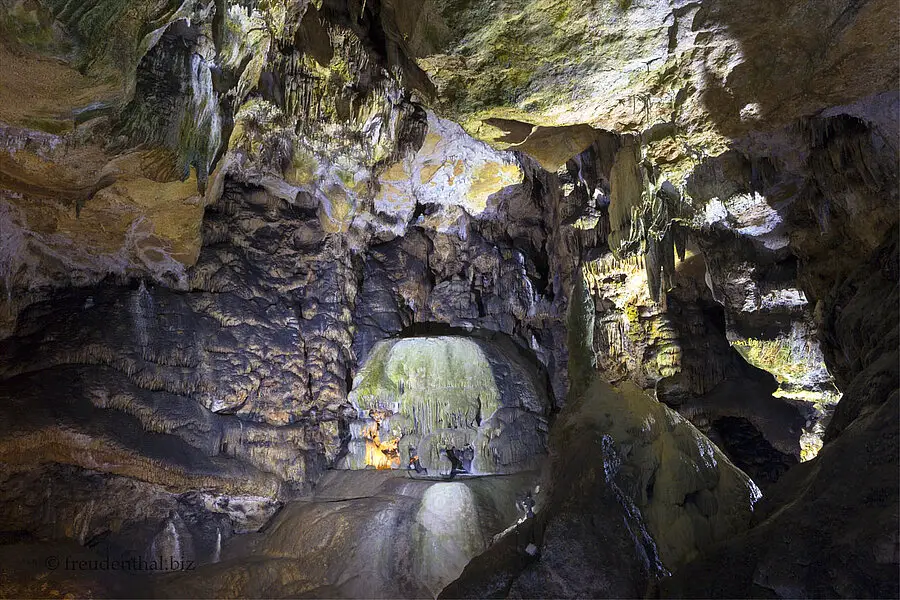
(0, 54, 571, 575)
(663, 228, 899, 599)
(441, 366, 764, 597)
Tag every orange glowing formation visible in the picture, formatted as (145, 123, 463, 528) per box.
(364, 411, 400, 469)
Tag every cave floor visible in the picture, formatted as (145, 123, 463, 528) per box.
(2, 469, 540, 599)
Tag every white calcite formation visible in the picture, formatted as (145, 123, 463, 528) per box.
(343, 336, 549, 474)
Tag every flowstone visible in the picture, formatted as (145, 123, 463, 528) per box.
(341, 336, 550, 474)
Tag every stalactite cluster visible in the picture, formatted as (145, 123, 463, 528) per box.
(606, 135, 689, 303)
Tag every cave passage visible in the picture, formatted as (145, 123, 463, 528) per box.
(341, 335, 551, 476)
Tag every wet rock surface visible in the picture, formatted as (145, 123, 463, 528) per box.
(0, 470, 538, 599)
(155, 470, 539, 599)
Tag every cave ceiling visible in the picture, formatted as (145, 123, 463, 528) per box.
(1, 0, 896, 308)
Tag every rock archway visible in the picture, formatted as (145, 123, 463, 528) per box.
(340, 335, 551, 475)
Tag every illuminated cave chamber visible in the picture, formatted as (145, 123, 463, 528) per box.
(339, 335, 550, 473)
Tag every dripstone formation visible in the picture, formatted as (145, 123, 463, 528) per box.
(0, 0, 896, 598)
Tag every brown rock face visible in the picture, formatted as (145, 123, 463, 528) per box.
(663, 230, 899, 599)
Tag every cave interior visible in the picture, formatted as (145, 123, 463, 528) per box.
(0, 0, 897, 598)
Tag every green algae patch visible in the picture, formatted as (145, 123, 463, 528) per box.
(319, 185, 356, 233)
(40, 0, 189, 100)
(733, 337, 809, 387)
(0, 0, 66, 54)
(230, 100, 284, 153)
(285, 150, 319, 186)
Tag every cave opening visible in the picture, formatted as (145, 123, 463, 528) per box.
(709, 416, 799, 489)
(339, 328, 552, 476)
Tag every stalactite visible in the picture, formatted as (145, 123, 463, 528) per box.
(608, 136, 645, 257)
(645, 235, 662, 304)
(661, 226, 676, 292)
(673, 222, 687, 262)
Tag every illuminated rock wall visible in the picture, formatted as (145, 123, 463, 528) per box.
(343, 336, 550, 474)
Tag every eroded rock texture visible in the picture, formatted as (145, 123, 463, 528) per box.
(663, 230, 899, 599)
(0, 0, 897, 598)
